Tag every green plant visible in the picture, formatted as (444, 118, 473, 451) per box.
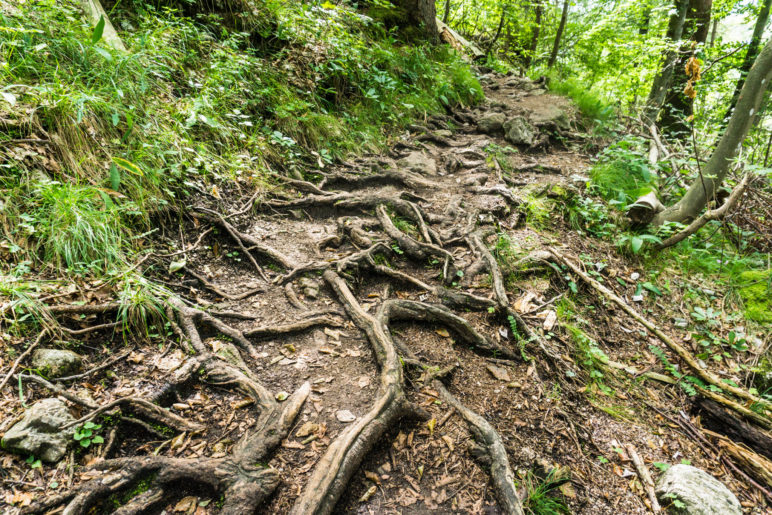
(520, 469, 571, 515)
(73, 421, 104, 448)
(616, 233, 662, 255)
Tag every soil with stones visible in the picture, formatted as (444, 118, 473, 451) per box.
(1, 71, 769, 514)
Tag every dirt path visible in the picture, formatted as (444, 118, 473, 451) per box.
(6, 72, 762, 514)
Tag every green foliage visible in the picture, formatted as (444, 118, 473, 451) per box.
(737, 270, 772, 323)
(543, 71, 615, 129)
(0, 0, 482, 277)
(520, 469, 571, 515)
(589, 137, 656, 207)
(73, 421, 104, 448)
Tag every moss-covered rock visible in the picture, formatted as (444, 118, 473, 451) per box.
(738, 270, 772, 323)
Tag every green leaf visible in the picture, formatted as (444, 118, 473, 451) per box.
(79, 439, 91, 448)
(109, 162, 121, 191)
(169, 259, 186, 273)
(112, 157, 143, 177)
(630, 236, 643, 254)
(92, 15, 105, 45)
(652, 462, 670, 472)
(94, 46, 112, 61)
(92, 435, 104, 444)
(642, 282, 661, 295)
(73, 432, 83, 441)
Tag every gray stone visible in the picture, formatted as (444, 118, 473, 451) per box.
(477, 112, 506, 134)
(503, 117, 535, 146)
(398, 151, 437, 176)
(528, 103, 569, 129)
(31, 348, 82, 378)
(2, 398, 75, 462)
(655, 464, 741, 515)
(299, 277, 321, 299)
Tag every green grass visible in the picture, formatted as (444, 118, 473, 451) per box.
(521, 469, 571, 515)
(0, 0, 482, 276)
(541, 70, 615, 129)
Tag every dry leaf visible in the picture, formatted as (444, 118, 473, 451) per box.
(173, 496, 198, 513)
(435, 328, 450, 338)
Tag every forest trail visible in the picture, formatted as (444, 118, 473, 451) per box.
(8, 72, 763, 515)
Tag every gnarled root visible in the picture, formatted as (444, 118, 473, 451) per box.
(290, 271, 410, 515)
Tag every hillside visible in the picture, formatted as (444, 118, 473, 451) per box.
(1, 1, 771, 514)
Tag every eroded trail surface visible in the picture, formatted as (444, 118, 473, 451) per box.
(5, 73, 765, 514)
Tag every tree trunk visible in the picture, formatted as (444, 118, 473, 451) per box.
(642, 0, 690, 126)
(486, 6, 508, 56)
(659, 0, 713, 137)
(709, 17, 718, 47)
(548, 0, 569, 68)
(653, 36, 772, 225)
(525, 0, 543, 69)
(724, 0, 772, 121)
(395, 0, 439, 41)
(443, 0, 451, 23)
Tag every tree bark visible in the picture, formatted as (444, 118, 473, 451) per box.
(395, 0, 439, 40)
(642, 0, 690, 126)
(724, 0, 772, 121)
(659, 0, 713, 136)
(548, 0, 570, 68)
(443, 0, 451, 23)
(653, 37, 772, 225)
(525, 0, 543, 69)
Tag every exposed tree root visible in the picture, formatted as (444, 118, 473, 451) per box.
(290, 271, 410, 515)
(433, 380, 524, 515)
(28, 299, 310, 515)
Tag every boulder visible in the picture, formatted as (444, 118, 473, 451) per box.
(2, 398, 76, 462)
(398, 151, 437, 176)
(528, 103, 570, 130)
(655, 464, 741, 515)
(31, 348, 82, 378)
(477, 112, 506, 134)
(503, 117, 535, 146)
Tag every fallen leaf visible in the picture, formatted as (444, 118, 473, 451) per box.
(295, 422, 319, 438)
(486, 364, 511, 382)
(435, 328, 450, 338)
(543, 310, 557, 331)
(174, 496, 197, 513)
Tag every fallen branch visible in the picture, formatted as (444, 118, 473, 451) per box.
(550, 248, 771, 417)
(0, 330, 49, 392)
(656, 173, 751, 249)
(624, 443, 661, 513)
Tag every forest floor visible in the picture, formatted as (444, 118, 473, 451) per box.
(1, 71, 769, 514)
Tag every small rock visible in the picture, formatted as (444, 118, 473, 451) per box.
(336, 410, 356, 423)
(477, 112, 506, 134)
(632, 294, 644, 302)
(1, 398, 75, 462)
(31, 348, 82, 378)
(299, 277, 320, 299)
(486, 364, 511, 382)
(503, 117, 535, 146)
(630, 272, 640, 281)
(655, 464, 742, 515)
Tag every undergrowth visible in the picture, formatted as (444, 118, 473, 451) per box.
(0, 0, 482, 276)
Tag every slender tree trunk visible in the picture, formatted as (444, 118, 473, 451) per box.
(642, 0, 690, 126)
(640, 3, 652, 35)
(443, 0, 451, 23)
(660, 0, 713, 137)
(709, 17, 718, 47)
(548, 0, 569, 68)
(486, 6, 508, 56)
(653, 37, 772, 225)
(525, 0, 543, 68)
(724, 0, 772, 121)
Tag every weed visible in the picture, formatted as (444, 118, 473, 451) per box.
(520, 469, 571, 515)
(73, 421, 104, 448)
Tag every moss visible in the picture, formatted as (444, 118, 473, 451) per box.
(738, 270, 772, 323)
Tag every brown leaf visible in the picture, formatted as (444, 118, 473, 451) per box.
(174, 496, 198, 513)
